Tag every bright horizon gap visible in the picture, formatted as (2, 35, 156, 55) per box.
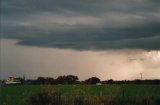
(1, 39, 160, 81)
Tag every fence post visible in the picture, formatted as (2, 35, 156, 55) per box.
(122, 86, 125, 105)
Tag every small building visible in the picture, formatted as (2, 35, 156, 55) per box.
(5, 76, 22, 85)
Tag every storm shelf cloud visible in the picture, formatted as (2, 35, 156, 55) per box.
(1, 0, 160, 50)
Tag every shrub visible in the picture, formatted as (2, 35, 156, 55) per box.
(25, 88, 62, 105)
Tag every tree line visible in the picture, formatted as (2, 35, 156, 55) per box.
(25, 75, 101, 85)
(1, 74, 160, 85)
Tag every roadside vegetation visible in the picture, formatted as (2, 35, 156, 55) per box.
(1, 75, 160, 105)
(1, 84, 160, 105)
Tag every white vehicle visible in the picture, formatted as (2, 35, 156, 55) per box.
(5, 77, 22, 85)
(96, 83, 102, 85)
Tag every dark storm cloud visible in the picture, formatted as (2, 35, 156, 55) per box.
(1, 0, 160, 50)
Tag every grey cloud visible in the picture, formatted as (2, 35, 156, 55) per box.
(1, 0, 160, 50)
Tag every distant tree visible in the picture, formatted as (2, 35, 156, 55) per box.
(56, 75, 79, 84)
(56, 76, 64, 84)
(45, 77, 55, 84)
(66, 75, 79, 84)
(133, 79, 141, 84)
(151, 79, 160, 84)
(37, 77, 46, 84)
(107, 79, 114, 84)
(85, 77, 100, 84)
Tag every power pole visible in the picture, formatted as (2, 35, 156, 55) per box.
(140, 73, 143, 80)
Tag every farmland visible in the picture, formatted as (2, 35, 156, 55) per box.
(1, 84, 160, 105)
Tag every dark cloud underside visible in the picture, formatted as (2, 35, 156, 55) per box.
(1, 0, 160, 50)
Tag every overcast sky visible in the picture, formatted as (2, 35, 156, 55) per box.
(1, 0, 160, 80)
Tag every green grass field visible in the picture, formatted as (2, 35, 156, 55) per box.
(1, 84, 160, 105)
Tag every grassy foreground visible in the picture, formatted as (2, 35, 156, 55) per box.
(1, 84, 160, 105)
